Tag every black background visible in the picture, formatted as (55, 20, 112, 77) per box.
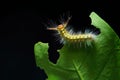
(0, 1, 120, 80)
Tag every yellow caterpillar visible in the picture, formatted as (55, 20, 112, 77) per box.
(47, 17, 96, 47)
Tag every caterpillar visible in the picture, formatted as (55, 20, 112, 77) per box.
(47, 17, 97, 47)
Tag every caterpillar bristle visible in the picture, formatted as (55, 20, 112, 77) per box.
(47, 27, 57, 30)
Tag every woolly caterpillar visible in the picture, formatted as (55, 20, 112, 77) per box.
(47, 17, 97, 47)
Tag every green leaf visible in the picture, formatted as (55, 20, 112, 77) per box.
(34, 12, 120, 80)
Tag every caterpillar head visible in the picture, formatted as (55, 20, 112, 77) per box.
(57, 24, 65, 31)
(47, 17, 71, 32)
